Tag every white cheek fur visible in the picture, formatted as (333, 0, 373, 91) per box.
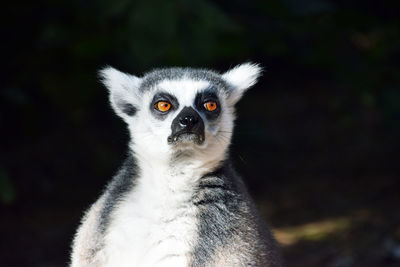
(128, 84, 234, 165)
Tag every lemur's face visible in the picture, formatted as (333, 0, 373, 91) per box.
(146, 80, 223, 147)
(101, 63, 261, 162)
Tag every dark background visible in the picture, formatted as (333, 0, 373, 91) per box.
(1, 0, 400, 266)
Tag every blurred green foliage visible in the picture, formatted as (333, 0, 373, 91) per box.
(0, 168, 16, 205)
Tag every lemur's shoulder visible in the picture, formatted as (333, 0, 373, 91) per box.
(70, 154, 139, 267)
(98, 153, 138, 233)
(192, 160, 283, 266)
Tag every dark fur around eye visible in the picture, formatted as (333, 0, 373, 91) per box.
(194, 87, 221, 120)
(150, 92, 179, 120)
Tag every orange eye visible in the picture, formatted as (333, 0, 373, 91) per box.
(155, 101, 171, 112)
(204, 101, 217, 111)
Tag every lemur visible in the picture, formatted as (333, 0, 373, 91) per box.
(70, 63, 282, 267)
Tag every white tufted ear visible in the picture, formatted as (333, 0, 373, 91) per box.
(99, 66, 142, 119)
(222, 63, 262, 105)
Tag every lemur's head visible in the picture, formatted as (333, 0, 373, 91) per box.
(101, 63, 261, 164)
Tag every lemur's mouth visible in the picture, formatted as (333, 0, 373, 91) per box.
(167, 131, 204, 145)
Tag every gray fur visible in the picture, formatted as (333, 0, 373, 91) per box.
(139, 67, 230, 93)
(191, 161, 282, 266)
(98, 152, 138, 233)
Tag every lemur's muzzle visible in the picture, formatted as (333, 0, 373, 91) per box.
(168, 107, 205, 145)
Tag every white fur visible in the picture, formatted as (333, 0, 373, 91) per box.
(102, 159, 205, 267)
(99, 67, 142, 120)
(222, 63, 262, 105)
(71, 196, 108, 266)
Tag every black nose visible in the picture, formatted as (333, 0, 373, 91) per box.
(168, 107, 205, 144)
(179, 115, 198, 128)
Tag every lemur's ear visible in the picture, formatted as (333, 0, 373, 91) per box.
(99, 66, 142, 119)
(222, 63, 262, 105)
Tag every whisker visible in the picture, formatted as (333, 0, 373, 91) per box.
(217, 134, 231, 141)
(214, 136, 224, 147)
(215, 135, 229, 146)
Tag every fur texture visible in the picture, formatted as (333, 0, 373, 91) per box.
(70, 63, 282, 267)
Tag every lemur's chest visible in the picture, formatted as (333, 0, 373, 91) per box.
(103, 172, 199, 267)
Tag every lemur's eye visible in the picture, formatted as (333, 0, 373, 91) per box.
(204, 101, 217, 111)
(155, 101, 171, 112)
